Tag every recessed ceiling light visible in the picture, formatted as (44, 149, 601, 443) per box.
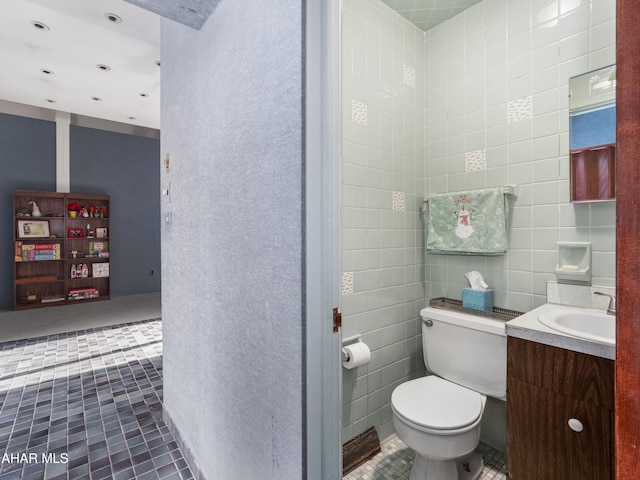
(127, 116, 137, 120)
(31, 21, 50, 31)
(139, 92, 150, 98)
(91, 96, 103, 102)
(104, 13, 122, 24)
(96, 64, 111, 71)
(45, 99, 57, 103)
(40, 69, 55, 76)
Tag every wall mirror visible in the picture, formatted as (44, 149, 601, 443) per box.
(568, 65, 616, 202)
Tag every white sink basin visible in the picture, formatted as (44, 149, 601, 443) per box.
(538, 307, 615, 346)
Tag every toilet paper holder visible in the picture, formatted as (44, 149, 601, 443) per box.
(342, 334, 362, 362)
(341, 337, 371, 369)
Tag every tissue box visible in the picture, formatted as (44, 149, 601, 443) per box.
(462, 288, 494, 312)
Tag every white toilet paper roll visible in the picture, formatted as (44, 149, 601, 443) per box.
(342, 342, 371, 369)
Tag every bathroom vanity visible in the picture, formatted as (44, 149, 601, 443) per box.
(505, 304, 615, 480)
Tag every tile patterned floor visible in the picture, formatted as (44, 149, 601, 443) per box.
(0, 318, 193, 480)
(0, 316, 507, 480)
(344, 435, 507, 480)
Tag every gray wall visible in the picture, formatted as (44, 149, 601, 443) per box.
(0, 113, 160, 311)
(160, 1, 305, 479)
(70, 125, 161, 296)
(0, 113, 56, 310)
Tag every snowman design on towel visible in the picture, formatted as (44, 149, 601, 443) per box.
(454, 194, 474, 239)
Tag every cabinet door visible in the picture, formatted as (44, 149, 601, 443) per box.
(507, 378, 613, 480)
(507, 336, 614, 409)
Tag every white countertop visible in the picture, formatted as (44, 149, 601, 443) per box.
(506, 303, 615, 360)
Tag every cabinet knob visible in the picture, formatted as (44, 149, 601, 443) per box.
(568, 418, 584, 432)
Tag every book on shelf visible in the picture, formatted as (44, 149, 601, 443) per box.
(34, 243, 61, 250)
(68, 287, 99, 301)
(68, 287, 97, 294)
(29, 252, 58, 260)
(17, 243, 61, 261)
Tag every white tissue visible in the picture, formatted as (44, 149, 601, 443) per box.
(465, 271, 489, 291)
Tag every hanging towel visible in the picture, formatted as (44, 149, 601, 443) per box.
(426, 188, 508, 255)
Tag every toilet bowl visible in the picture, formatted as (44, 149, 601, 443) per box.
(391, 376, 486, 480)
(390, 307, 506, 480)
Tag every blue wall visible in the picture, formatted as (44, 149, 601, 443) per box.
(0, 113, 160, 310)
(70, 126, 161, 297)
(0, 113, 56, 310)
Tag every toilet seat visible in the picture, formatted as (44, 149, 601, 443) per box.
(391, 376, 483, 431)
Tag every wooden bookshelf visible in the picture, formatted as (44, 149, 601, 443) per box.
(13, 190, 110, 310)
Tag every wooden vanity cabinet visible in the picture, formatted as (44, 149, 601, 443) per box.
(506, 337, 614, 480)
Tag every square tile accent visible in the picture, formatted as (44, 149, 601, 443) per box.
(465, 149, 487, 172)
(403, 65, 416, 88)
(342, 272, 354, 295)
(343, 434, 506, 480)
(507, 96, 533, 123)
(351, 100, 368, 126)
(0, 319, 194, 480)
(392, 191, 405, 211)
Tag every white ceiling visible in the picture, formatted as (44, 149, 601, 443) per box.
(0, 0, 161, 129)
(0, 0, 475, 132)
(381, 0, 482, 31)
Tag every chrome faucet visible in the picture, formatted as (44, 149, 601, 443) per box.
(594, 291, 616, 315)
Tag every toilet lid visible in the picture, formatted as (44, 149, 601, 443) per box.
(392, 376, 483, 430)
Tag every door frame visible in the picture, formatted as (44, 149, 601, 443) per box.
(304, 0, 640, 476)
(304, 0, 343, 478)
(615, 0, 640, 476)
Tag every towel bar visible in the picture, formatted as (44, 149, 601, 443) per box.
(422, 185, 517, 203)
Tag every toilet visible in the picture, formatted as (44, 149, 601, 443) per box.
(391, 306, 506, 480)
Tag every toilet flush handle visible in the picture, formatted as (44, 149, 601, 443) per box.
(422, 319, 433, 327)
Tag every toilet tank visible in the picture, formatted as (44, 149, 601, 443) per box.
(421, 306, 506, 400)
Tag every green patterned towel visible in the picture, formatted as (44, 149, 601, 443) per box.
(426, 188, 508, 255)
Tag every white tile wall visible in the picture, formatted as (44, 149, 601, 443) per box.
(424, 0, 616, 313)
(342, 0, 615, 445)
(342, 0, 426, 443)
